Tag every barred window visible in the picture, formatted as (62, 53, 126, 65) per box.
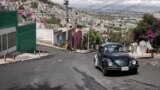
(2, 34, 7, 51)
(0, 36, 1, 52)
(8, 32, 16, 48)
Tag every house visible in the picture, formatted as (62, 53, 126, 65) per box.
(0, 11, 36, 56)
(0, 11, 17, 56)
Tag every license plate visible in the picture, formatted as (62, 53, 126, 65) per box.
(121, 67, 129, 71)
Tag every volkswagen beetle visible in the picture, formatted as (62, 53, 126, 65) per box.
(94, 42, 139, 76)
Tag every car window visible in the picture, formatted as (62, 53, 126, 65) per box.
(105, 44, 123, 52)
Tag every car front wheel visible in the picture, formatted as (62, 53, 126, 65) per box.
(132, 68, 138, 74)
(102, 68, 108, 76)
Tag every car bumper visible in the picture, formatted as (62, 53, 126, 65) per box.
(105, 65, 139, 71)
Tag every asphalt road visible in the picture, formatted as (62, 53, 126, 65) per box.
(0, 46, 160, 90)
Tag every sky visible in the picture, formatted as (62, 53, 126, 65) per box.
(51, 0, 160, 12)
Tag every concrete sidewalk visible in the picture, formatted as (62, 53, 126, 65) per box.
(129, 53, 160, 59)
(0, 53, 48, 65)
(37, 42, 65, 51)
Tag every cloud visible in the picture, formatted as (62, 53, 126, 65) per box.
(51, 0, 160, 12)
(51, 0, 160, 6)
(51, 0, 102, 5)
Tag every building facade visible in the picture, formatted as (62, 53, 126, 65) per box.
(0, 11, 17, 56)
(0, 11, 36, 56)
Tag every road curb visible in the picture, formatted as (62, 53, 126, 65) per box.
(75, 50, 95, 54)
(0, 54, 51, 66)
(37, 42, 65, 51)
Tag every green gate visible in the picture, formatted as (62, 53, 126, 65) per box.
(17, 23, 36, 53)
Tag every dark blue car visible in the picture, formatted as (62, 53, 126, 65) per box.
(94, 42, 139, 76)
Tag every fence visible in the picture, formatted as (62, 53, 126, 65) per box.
(17, 23, 36, 53)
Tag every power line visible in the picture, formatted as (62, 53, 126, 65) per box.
(116, 0, 149, 12)
(88, 0, 150, 13)
(91, 0, 125, 12)
(87, 0, 108, 9)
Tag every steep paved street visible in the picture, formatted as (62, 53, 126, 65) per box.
(0, 46, 160, 90)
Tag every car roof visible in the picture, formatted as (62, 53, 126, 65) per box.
(101, 42, 123, 47)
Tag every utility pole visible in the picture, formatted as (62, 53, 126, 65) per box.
(88, 27, 90, 50)
(88, 13, 93, 50)
(64, 0, 69, 41)
(75, 12, 78, 27)
(64, 0, 69, 50)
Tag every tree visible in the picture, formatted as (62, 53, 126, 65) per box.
(132, 14, 157, 42)
(47, 15, 60, 25)
(153, 33, 160, 52)
(132, 14, 160, 52)
(82, 29, 102, 49)
(143, 14, 157, 26)
(108, 31, 121, 43)
(123, 29, 134, 46)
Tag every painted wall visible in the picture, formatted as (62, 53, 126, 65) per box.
(36, 29, 54, 45)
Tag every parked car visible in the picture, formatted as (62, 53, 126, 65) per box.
(94, 42, 139, 76)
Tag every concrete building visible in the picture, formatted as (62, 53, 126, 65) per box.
(0, 27, 16, 56)
(0, 11, 36, 56)
(0, 11, 17, 56)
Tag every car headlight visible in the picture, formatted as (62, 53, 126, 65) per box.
(132, 60, 137, 65)
(106, 58, 113, 66)
(108, 61, 113, 66)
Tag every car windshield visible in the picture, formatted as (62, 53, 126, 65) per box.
(104, 44, 124, 52)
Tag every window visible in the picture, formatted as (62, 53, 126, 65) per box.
(8, 32, 16, 48)
(2, 34, 7, 51)
(0, 36, 1, 52)
(105, 44, 123, 52)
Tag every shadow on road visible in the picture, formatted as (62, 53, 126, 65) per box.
(106, 72, 139, 77)
(7, 82, 64, 90)
(137, 57, 153, 59)
(73, 67, 107, 90)
(96, 67, 139, 77)
(75, 84, 86, 90)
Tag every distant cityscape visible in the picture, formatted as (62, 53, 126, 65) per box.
(1, 0, 160, 32)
